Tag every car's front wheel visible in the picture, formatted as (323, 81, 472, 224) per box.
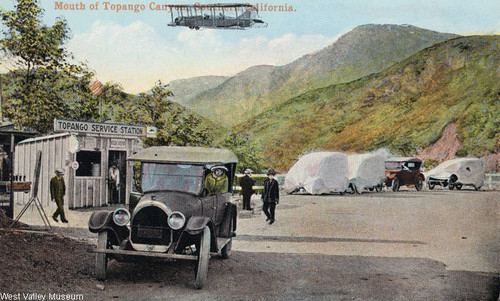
(392, 178, 400, 192)
(428, 182, 435, 190)
(194, 226, 211, 289)
(96, 231, 109, 281)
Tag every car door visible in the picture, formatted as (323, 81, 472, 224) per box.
(214, 192, 231, 226)
(201, 195, 217, 220)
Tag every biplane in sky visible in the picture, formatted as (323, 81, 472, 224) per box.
(167, 3, 267, 30)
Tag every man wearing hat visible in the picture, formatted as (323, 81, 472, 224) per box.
(203, 166, 228, 195)
(240, 169, 255, 210)
(50, 168, 67, 223)
(262, 168, 279, 224)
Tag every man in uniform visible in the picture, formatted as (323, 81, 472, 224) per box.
(240, 169, 255, 210)
(203, 166, 228, 195)
(51, 168, 67, 223)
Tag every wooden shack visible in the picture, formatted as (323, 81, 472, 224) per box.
(14, 120, 148, 209)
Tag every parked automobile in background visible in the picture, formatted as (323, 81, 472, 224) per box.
(88, 146, 238, 289)
(425, 158, 484, 190)
(347, 152, 386, 194)
(384, 157, 424, 191)
(284, 152, 349, 195)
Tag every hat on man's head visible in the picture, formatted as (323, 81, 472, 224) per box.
(266, 168, 276, 176)
(210, 165, 228, 172)
(244, 169, 253, 174)
(55, 168, 64, 176)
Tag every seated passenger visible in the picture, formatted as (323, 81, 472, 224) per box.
(202, 166, 228, 195)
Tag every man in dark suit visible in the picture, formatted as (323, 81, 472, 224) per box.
(51, 168, 68, 223)
(240, 169, 255, 210)
(262, 168, 279, 224)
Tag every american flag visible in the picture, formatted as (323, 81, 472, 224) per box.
(88, 79, 103, 96)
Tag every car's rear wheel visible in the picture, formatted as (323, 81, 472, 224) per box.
(449, 175, 458, 190)
(221, 219, 233, 259)
(375, 184, 381, 192)
(392, 178, 400, 192)
(221, 239, 232, 259)
(428, 182, 435, 190)
(96, 231, 109, 281)
(194, 226, 210, 289)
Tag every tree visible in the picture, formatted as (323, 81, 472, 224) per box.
(114, 81, 215, 147)
(222, 132, 262, 172)
(1, 0, 97, 132)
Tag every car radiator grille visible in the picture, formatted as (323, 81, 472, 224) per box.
(131, 206, 171, 245)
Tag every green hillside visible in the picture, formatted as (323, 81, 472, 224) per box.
(188, 24, 457, 127)
(235, 36, 500, 170)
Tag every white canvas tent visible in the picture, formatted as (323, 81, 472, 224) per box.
(284, 152, 348, 194)
(348, 150, 387, 193)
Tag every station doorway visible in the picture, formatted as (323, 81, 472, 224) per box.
(108, 150, 127, 204)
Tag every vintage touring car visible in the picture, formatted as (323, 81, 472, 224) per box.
(425, 158, 484, 190)
(384, 157, 425, 191)
(88, 146, 238, 289)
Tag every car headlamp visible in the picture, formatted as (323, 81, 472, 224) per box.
(168, 212, 186, 230)
(113, 208, 131, 226)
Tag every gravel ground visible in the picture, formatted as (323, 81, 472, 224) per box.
(1, 189, 498, 300)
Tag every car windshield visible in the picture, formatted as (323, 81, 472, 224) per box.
(141, 163, 204, 194)
(385, 161, 403, 170)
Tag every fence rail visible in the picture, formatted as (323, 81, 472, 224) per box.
(484, 173, 500, 190)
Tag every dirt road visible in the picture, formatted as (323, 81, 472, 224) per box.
(3, 189, 499, 300)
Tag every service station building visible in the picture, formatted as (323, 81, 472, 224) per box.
(13, 119, 152, 209)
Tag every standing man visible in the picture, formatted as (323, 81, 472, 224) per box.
(262, 168, 279, 224)
(240, 169, 255, 210)
(51, 168, 67, 223)
(109, 162, 120, 204)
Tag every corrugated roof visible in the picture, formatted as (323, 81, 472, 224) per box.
(128, 146, 238, 164)
(17, 132, 71, 144)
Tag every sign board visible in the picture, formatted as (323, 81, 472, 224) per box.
(146, 126, 158, 138)
(110, 138, 127, 148)
(7, 182, 31, 192)
(70, 161, 80, 170)
(53, 119, 156, 137)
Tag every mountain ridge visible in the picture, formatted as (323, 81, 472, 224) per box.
(233, 35, 499, 170)
(170, 24, 459, 127)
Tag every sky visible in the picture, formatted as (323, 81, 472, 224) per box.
(1, 0, 499, 93)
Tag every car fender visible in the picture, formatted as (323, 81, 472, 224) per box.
(387, 173, 398, 180)
(185, 216, 217, 252)
(185, 216, 214, 235)
(88, 210, 129, 245)
(88, 210, 113, 232)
